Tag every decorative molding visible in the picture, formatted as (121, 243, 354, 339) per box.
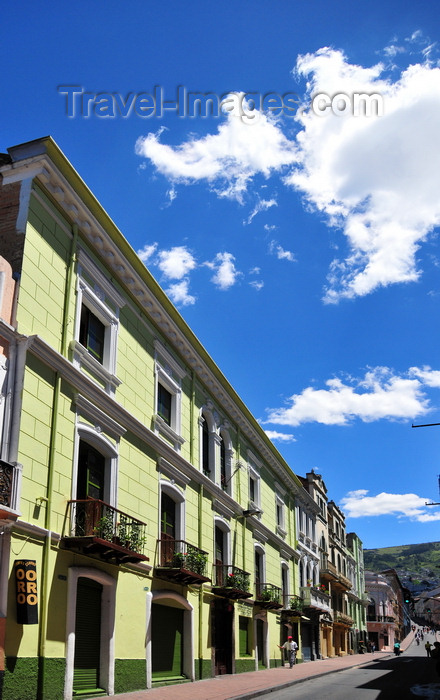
(74, 394, 126, 438)
(158, 457, 191, 488)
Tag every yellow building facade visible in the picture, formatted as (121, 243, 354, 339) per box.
(0, 138, 309, 700)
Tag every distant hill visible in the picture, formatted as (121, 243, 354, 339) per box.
(363, 542, 440, 593)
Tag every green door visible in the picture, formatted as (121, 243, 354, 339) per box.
(73, 577, 104, 695)
(151, 604, 184, 679)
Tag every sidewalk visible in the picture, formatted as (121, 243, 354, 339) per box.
(112, 628, 422, 700)
(112, 650, 393, 700)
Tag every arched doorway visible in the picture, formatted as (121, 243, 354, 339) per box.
(73, 577, 104, 695)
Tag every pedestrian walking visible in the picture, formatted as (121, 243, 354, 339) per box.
(278, 636, 298, 668)
(425, 641, 432, 657)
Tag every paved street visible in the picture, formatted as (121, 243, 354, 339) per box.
(254, 637, 440, 700)
(110, 631, 434, 700)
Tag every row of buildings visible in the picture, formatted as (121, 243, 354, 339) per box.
(0, 137, 401, 700)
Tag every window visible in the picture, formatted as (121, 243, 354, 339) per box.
(275, 492, 286, 536)
(248, 454, 261, 510)
(79, 305, 105, 364)
(220, 436, 226, 488)
(200, 409, 215, 479)
(73, 250, 124, 395)
(154, 341, 186, 451)
(157, 383, 172, 425)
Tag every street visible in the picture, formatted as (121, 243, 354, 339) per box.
(251, 639, 440, 700)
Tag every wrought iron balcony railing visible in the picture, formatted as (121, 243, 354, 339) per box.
(334, 612, 354, 626)
(62, 499, 148, 564)
(155, 538, 210, 584)
(0, 460, 15, 509)
(281, 594, 304, 615)
(212, 564, 251, 598)
(255, 583, 283, 609)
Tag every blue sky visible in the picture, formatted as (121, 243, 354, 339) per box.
(3, 0, 440, 549)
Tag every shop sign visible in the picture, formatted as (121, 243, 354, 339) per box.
(15, 560, 38, 624)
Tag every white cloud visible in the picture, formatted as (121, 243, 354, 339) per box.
(135, 107, 297, 202)
(265, 430, 296, 443)
(340, 489, 440, 522)
(245, 198, 277, 225)
(409, 366, 440, 388)
(265, 366, 430, 426)
(136, 48, 440, 302)
(137, 242, 158, 262)
(157, 246, 197, 280)
(165, 279, 196, 306)
(249, 280, 264, 291)
(288, 47, 440, 302)
(269, 240, 296, 262)
(205, 252, 240, 290)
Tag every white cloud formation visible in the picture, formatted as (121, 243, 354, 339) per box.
(137, 243, 158, 262)
(165, 279, 196, 306)
(135, 108, 297, 202)
(205, 252, 240, 290)
(288, 47, 440, 302)
(136, 46, 440, 302)
(269, 240, 296, 262)
(245, 198, 277, 225)
(409, 366, 440, 388)
(340, 489, 440, 522)
(157, 246, 197, 280)
(249, 280, 264, 291)
(265, 430, 296, 443)
(265, 366, 430, 426)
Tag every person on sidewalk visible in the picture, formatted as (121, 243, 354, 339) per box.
(278, 636, 298, 668)
(425, 640, 432, 657)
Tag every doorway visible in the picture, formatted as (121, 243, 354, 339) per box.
(73, 577, 104, 696)
(213, 599, 233, 675)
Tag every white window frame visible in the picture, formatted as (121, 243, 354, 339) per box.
(72, 250, 124, 396)
(199, 406, 216, 481)
(154, 341, 185, 451)
(248, 451, 261, 512)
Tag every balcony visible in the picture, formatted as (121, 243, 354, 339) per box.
(320, 560, 338, 582)
(0, 460, 18, 519)
(255, 583, 283, 610)
(367, 615, 395, 623)
(281, 594, 304, 616)
(154, 539, 211, 585)
(61, 499, 149, 565)
(300, 585, 332, 614)
(334, 612, 354, 626)
(212, 564, 252, 599)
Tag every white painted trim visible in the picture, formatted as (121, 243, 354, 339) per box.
(64, 566, 116, 700)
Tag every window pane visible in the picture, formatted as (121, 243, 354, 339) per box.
(249, 477, 255, 502)
(80, 305, 105, 364)
(158, 383, 172, 425)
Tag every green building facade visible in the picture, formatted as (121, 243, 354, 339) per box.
(0, 138, 311, 699)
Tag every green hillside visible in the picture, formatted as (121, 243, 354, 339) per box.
(364, 542, 440, 588)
